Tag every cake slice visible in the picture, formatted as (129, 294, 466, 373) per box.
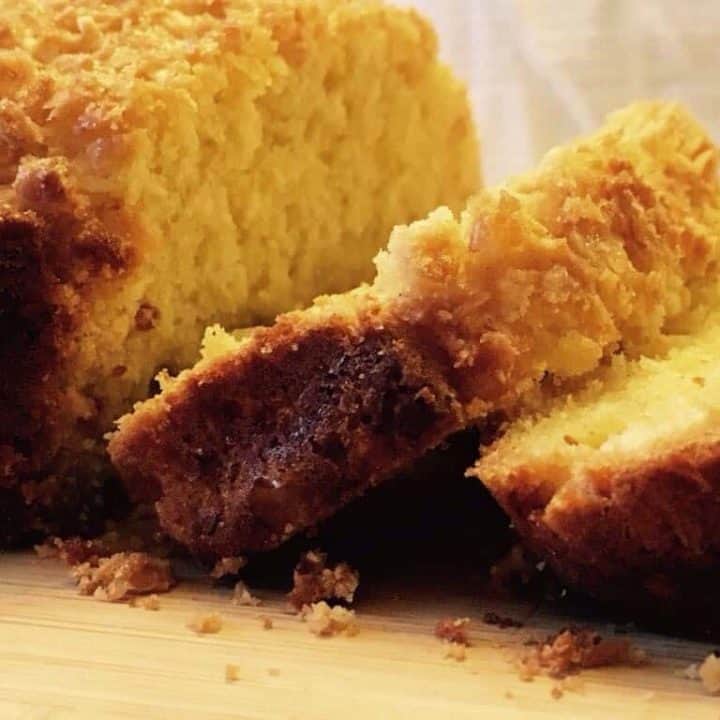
(110, 102, 720, 560)
(475, 315, 720, 630)
(0, 0, 479, 544)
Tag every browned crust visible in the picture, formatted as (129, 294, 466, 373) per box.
(0, 209, 77, 545)
(109, 317, 465, 560)
(0, 161, 133, 545)
(0, 211, 67, 481)
(482, 439, 720, 636)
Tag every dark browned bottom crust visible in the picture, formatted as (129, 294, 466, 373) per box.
(485, 440, 720, 638)
(110, 321, 466, 560)
(0, 163, 133, 547)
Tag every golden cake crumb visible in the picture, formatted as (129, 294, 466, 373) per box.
(210, 556, 247, 579)
(258, 615, 273, 630)
(444, 642, 467, 662)
(517, 627, 647, 680)
(130, 593, 160, 611)
(434, 617, 472, 646)
(225, 664, 240, 683)
(288, 550, 359, 611)
(232, 581, 262, 607)
(71, 552, 174, 602)
(187, 612, 223, 634)
(301, 602, 358, 637)
(698, 653, 720, 694)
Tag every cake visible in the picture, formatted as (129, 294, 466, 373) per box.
(110, 102, 720, 560)
(475, 313, 720, 632)
(0, 0, 479, 544)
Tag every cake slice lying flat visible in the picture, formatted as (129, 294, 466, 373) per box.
(475, 315, 720, 631)
(0, 0, 479, 544)
(110, 102, 720, 559)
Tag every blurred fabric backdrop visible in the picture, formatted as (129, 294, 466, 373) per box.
(411, 0, 720, 184)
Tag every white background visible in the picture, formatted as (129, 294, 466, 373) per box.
(410, 0, 720, 184)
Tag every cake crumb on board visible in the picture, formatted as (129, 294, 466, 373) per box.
(288, 550, 359, 611)
(517, 627, 647, 680)
(225, 664, 240, 683)
(699, 653, 720, 694)
(71, 552, 174, 602)
(258, 615, 273, 630)
(232, 580, 262, 607)
(685, 653, 720, 694)
(188, 612, 223, 634)
(301, 601, 358, 637)
(435, 617, 471, 646)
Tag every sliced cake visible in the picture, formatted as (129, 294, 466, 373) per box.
(475, 314, 720, 631)
(0, 0, 479, 544)
(110, 102, 720, 560)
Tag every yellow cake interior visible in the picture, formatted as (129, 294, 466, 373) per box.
(373, 103, 720, 421)
(478, 312, 720, 501)
(2, 0, 478, 461)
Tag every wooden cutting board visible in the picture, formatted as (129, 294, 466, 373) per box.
(1, 551, 717, 719)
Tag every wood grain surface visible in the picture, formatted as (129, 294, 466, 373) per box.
(0, 551, 717, 719)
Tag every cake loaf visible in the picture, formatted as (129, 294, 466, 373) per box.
(475, 313, 720, 634)
(110, 102, 720, 560)
(0, 0, 479, 544)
